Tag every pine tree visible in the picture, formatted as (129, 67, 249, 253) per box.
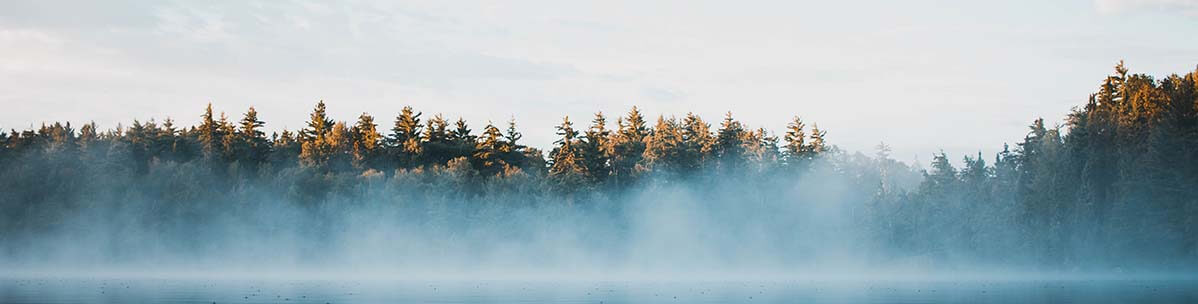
(218, 112, 237, 163)
(389, 106, 424, 169)
(808, 123, 827, 154)
(449, 118, 476, 163)
(421, 114, 453, 167)
(197, 103, 221, 159)
(783, 116, 808, 166)
(549, 116, 588, 190)
(351, 113, 382, 170)
(473, 122, 506, 176)
(499, 118, 530, 171)
(238, 107, 269, 169)
(715, 112, 746, 172)
(680, 112, 714, 175)
(301, 100, 334, 141)
(611, 107, 648, 185)
(642, 115, 684, 174)
(580, 112, 613, 183)
(743, 128, 779, 172)
(503, 118, 522, 153)
(298, 101, 338, 169)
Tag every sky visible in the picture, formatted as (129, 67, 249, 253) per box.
(1, 0, 1196, 165)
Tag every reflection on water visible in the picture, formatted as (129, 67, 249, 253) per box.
(2, 277, 1196, 303)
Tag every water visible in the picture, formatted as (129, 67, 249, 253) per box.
(2, 277, 1196, 303)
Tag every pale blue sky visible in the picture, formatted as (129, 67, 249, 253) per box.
(1, 0, 1196, 164)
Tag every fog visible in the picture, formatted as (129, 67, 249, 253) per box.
(2, 160, 881, 278)
(3, 150, 1190, 281)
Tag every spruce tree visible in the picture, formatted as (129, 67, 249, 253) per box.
(388, 106, 423, 169)
(238, 107, 269, 168)
(611, 107, 648, 185)
(715, 112, 746, 172)
(473, 122, 506, 176)
(351, 113, 382, 170)
(680, 113, 714, 175)
(580, 112, 612, 183)
(549, 116, 588, 190)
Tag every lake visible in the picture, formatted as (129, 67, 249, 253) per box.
(2, 276, 1195, 303)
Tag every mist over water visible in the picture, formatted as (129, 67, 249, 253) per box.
(3, 65, 1198, 303)
(1, 152, 1188, 280)
(4, 157, 886, 278)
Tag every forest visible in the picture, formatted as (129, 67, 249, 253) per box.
(0, 62, 1195, 273)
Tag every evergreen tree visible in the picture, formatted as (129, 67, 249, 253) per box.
(301, 100, 335, 141)
(238, 107, 270, 169)
(298, 101, 339, 170)
(473, 122, 506, 176)
(611, 107, 648, 185)
(783, 116, 808, 167)
(808, 123, 827, 154)
(389, 106, 423, 168)
(421, 114, 454, 167)
(449, 118, 476, 163)
(715, 112, 746, 172)
(580, 112, 613, 183)
(197, 103, 221, 159)
(680, 113, 714, 175)
(351, 113, 382, 170)
(642, 116, 684, 175)
(549, 116, 588, 191)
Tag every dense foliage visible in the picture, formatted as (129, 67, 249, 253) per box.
(0, 62, 1195, 271)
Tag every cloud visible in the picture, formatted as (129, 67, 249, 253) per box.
(1094, 0, 1198, 15)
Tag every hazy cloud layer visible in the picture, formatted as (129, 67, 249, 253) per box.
(1095, 0, 1198, 15)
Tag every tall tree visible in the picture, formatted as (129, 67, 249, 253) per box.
(715, 112, 746, 172)
(197, 103, 221, 159)
(642, 115, 684, 174)
(389, 106, 423, 169)
(783, 116, 808, 167)
(300, 100, 335, 141)
(549, 116, 588, 190)
(680, 113, 714, 175)
(238, 107, 270, 169)
(611, 107, 648, 185)
(473, 122, 507, 176)
(351, 113, 383, 170)
(580, 112, 613, 183)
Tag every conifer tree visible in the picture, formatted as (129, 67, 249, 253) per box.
(580, 112, 613, 183)
(783, 116, 808, 165)
(449, 118, 476, 163)
(715, 112, 746, 171)
(473, 122, 506, 176)
(499, 118, 530, 171)
(642, 116, 684, 174)
(549, 116, 588, 189)
(298, 101, 338, 169)
(503, 118, 522, 152)
(680, 113, 714, 175)
(808, 123, 827, 154)
(197, 103, 221, 159)
(238, 107, 269, 168)
(421, 114, 453, 167)
(218, 112, 238, 163)
(301, 100, 334, 141)
(611, 107, 648, 185)
(389, 106, 423, 168)
(351, 113, 382, 170)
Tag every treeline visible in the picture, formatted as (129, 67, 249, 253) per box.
(0, 101, 840, 262)
(868, 62, 1198, 269)
(0, 102, 830, 195)
(0, 62, 1195, 270)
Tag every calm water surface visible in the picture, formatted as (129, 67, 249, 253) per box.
(2, 277, 1195, 303)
